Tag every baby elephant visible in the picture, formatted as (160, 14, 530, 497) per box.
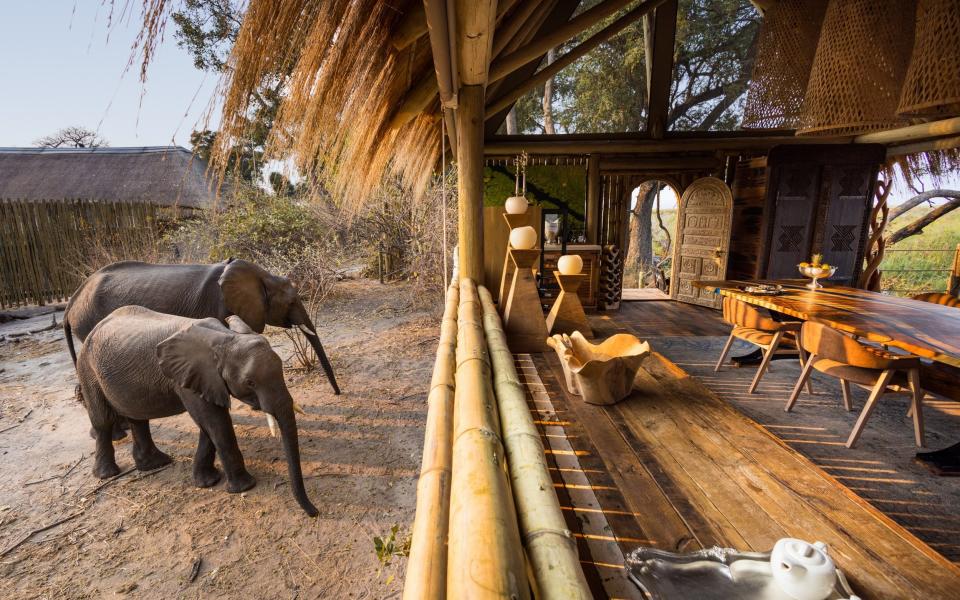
(76, 305, 317, 516)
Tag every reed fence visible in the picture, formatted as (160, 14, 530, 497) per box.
(0, 199, 166, 308)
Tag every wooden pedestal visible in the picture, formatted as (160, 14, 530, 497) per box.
(498, 213, 529, 306)
(502, 248, 548, 353)
(546, 272, 592, 337)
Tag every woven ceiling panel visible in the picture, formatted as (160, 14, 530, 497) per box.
(898, 0, 960, 117)
(742, 0, 828, 129)
(798, 0, 916, 136)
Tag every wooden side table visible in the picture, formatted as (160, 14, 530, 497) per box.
(502, 248, 548, 352)
(546, 272, 592, 337)
(497, 213, 529, 306)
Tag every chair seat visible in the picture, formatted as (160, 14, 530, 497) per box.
(732, 326, 798, 348)
(810, 356, 917, 387)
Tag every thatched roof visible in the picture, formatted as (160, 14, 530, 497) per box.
(0, 146, 219, 208)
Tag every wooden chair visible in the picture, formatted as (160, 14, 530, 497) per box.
(786, 321, 924, 448)
(714, 297, 810, 394)
(911, 292, 960, 308)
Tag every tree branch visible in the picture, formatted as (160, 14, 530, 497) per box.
(889, 189, 960, 221)
(887, 196, 960, 245)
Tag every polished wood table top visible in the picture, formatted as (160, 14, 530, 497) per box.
(694, 280, 960, 368)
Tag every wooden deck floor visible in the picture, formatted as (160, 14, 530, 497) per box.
(522, 300, 960, 599)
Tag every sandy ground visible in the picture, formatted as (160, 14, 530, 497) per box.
(0, 279, 437, 599)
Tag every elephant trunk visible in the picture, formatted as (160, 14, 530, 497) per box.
(267, 398, 318, 517)
(289, 303, 341, 395)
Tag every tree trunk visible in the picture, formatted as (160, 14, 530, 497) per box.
(505, 106, 518, 134)
(625, 182, 658, 287)
(889, 189, 960, 221)
(887, 196, 960, 245)
(542, 48, 556, 134)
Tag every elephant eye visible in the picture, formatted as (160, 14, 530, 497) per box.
(246, 378, 256, 388)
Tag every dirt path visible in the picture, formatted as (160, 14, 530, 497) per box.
(0, 279, 434, 599)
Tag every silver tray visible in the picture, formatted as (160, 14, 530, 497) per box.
(626, 546, 857, 600)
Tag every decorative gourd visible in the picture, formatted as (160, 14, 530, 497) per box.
(557, 254, 583, 275)
(504, 195, 528, 215)
(509, 226, 537, 250)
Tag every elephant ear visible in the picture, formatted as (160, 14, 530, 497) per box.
(219, 260, 268, 333)
(157, 324, 230, 408)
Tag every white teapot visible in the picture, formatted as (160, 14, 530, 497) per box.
(770, 538, 837, 600)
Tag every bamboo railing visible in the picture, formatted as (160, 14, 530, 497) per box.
(403, 282, 459, 600)
(446, 278, 529, 599)
(478, 285, 592, 599)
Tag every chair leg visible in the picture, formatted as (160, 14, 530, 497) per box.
(749, 331, 783, 394)
(908, 368, 925, 448)
(840, 379, 852, 411)
(846, 369, 895, 448)
(785, 355, 816, 412)
(715, 333, 736, 372)
(796, 340, 814, 394)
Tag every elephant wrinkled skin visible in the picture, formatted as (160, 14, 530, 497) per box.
(64, 259, 340, 395)
(76, 306, 319, 517)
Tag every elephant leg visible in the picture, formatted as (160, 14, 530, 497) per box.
(127, 419, 172, 471)
(80, 381, 121, 479)
(192, 428, 222, 488)
(181, 399, 255, 494)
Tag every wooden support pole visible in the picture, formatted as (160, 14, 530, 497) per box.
(489, 0, 668, 83)
(486, 0, 668, 116)
(586, 154, 600, 243)
(391, 3, 428, 50)
(855, 116, 960, 145)
(642, 0, 678, 139)
(447, 279, 529, 600)
(424, 0, 457, 107)
(949, 244, 960, 297)
(402, 283, 459, 600)
(478, 285, 591, 600)
(457, 85, 487, 282)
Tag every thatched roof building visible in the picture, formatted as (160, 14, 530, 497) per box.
(0, 146, 218, 208)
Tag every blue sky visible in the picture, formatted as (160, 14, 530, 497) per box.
(0, 1, 220, 148)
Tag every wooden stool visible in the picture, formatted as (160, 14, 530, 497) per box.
(546, 271, 592, 337)
(497, 213, 528, 306)
(502, 248, 548, 352)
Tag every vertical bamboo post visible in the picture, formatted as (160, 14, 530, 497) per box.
(403, 282, 460, 600)
(456, 85, 487, 283)
(478, 285, 591, 600)
(949, 243, 960, 297)
(447, 278, 529, 600)
(586, 154, 600, 244)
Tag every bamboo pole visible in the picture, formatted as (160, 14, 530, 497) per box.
(855, 116, 960, 145)
(447, 278, 529, 600)
(403, 282, 460, 600)
(478, 285, 591, 600)
(457, 85, 487, 282)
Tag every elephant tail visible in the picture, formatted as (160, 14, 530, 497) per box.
(64, 319, 78, 366)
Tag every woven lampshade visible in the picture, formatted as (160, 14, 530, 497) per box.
(898, 0, 960, 117)
(798, 0, 916, 136)
(742, 0, 828, 129)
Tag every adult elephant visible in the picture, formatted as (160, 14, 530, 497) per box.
(64, 259, 340, 395)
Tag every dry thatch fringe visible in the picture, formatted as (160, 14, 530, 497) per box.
(219, 0, 440, 213)
(886, 148, 960, 192)
(117, 0, 441, 213)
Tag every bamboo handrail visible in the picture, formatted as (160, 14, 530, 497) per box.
(447, 278, 529, 600)
(478, 285, 592, 600)
(403, 282, 459, 600)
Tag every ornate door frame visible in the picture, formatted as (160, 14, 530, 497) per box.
(670, 177, 734, 308)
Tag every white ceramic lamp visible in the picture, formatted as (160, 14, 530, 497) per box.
(557, 254, 583, 275)
(509, 226, 537, 250)
(504, 195, 528, 214)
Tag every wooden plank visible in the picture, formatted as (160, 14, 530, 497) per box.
(695, 281, 960, 367)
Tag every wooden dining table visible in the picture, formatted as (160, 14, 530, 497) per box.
(694, 279, 960, 474)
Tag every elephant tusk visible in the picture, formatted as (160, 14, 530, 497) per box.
(296, 323, 317, 337)
(292, 402, 306, 415)
(266, 414, 279, 438)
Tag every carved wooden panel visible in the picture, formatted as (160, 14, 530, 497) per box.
(765, 165, 820, 279)
(822, 165, 872, 286)
(671, 177, 733, 308)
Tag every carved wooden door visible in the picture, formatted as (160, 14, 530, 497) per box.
(671, 177, 733, 308)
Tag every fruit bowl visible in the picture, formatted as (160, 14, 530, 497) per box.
(798, 264, 837, 289)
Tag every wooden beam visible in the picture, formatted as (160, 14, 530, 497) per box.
(491, 0, 545, 58)
(391, 3, 428, 50)
(643, 0, 678, 139)
(389, 69, 440, 130)
(457, 85, 486, 281)
(598, 156, 722, 170)
(454, 0, 497, 86)
(483, 134, 850, 155)
(424, 0, 457, 107)
(486, 0, 671, 117)
(855, 116, 960, 145)
(887, 135, 960, 158)
(489, 0, 669, 84)
(586, 154, 600, 243)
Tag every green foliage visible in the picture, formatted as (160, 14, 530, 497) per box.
(880, 208, 960, 296)
(171, 0, 242, 72)
(373, 524, 410, 568)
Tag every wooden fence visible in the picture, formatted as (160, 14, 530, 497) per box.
(0, 199, 165, 308)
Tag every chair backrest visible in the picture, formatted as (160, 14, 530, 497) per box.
(800, 321, 901, 370)
(722, 297, 781, 331)
(912, 292, 960, 308)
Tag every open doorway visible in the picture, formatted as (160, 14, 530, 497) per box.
(622, 180, 679, 300)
